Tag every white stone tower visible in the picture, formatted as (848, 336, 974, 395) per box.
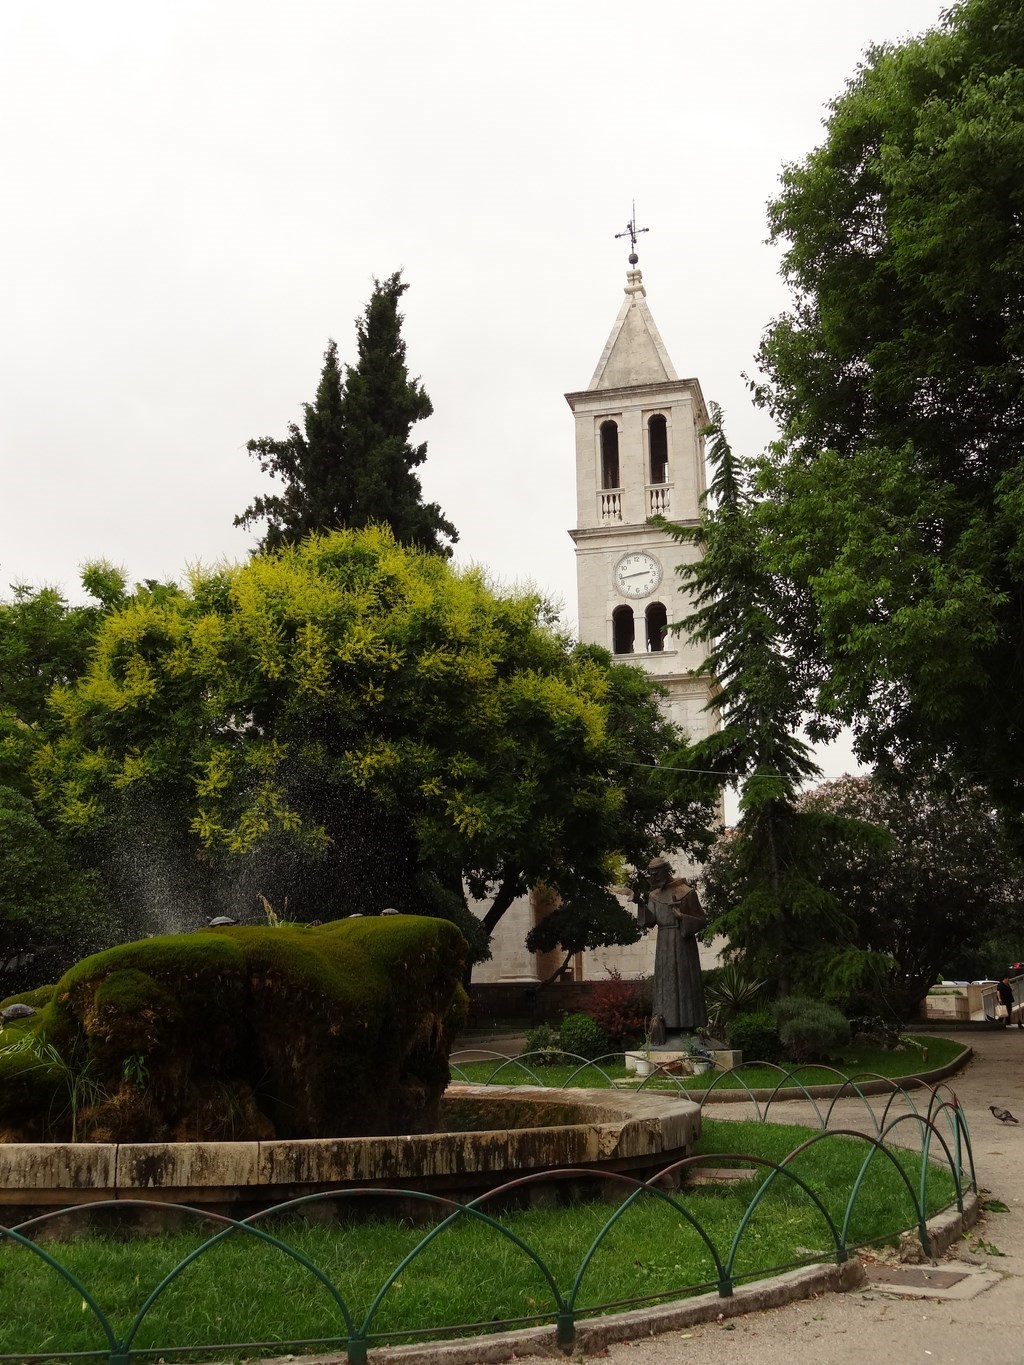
(566, 246, 716, 743)
(472, 236, 720, 989)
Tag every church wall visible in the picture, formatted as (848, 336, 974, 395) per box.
(585, 932, 656, 981)
(470, 890, 536, 983)
(585, 932, 725, 982)
(470, 880, 726, 989)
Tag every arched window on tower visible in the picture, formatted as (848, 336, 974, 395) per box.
(645, 602, 668, 653)
(648, 414, 668, 485)
(612, 605, 635, 655)
(600, 421, 620, 489)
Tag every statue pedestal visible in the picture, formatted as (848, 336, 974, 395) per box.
(708, 1048, 742, 1071)
(625, 1048, 742, 1076)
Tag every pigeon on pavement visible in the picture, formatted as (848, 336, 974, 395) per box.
(989, 1105, 1019, 1123)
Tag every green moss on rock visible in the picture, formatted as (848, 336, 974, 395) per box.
(0, 984, 57, 1012)
(0, 916, 466, 1143)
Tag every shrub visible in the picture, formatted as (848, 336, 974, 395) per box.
(727, 1010, 782, 1064)
(558, 1012, 610, 1061)
(848, 1014, 903, 1049)
(587, 969, 647, 1044)
(522, 1023, 561, 1065)
(775, 996, 851, 1063)
(704, 960, 768, 1035)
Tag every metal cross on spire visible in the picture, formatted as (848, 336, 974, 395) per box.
(615, 202, 649, 263)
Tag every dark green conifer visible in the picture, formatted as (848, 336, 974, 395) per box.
(660, 406, 885, 997)
(236, 273, 457, 557)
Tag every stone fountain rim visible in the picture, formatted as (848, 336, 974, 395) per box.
(0, 1084, 702, 1206)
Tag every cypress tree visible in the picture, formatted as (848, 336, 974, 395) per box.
(236, 273, 457, 556)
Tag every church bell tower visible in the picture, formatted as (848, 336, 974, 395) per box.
(471, 224, 720, 990)
(567, 223, 716, 744)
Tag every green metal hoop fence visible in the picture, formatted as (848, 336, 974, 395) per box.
(0, 1079, 973, 1365)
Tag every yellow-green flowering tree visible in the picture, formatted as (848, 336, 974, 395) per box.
(35, 527, 713, 966)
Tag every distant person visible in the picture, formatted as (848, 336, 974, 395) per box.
(996, 975, 1021, 1028)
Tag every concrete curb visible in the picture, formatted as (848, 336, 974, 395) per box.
(695, 1046, 973, 1104)
(925, 1187, 980, 1257)
(449, 1042, 972, 1103)
(251, 1192, 980, 1365)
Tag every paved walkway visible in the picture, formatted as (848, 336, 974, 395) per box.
(451, 1031, 527, 1059)
(594, 1027, 1024, 1365)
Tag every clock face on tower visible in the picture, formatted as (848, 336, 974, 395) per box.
(614, 551, 662, 599)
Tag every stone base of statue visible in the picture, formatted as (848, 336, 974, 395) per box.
(625, 1046, 742, 1076)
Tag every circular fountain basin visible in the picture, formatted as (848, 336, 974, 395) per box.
(0, 1085, 701, 1216)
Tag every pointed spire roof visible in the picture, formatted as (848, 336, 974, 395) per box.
(587, 266, 678, 391)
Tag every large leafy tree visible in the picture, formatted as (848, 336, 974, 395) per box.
(0, 568, 128, 976)
(660, 407, 885, 996)
(236, 273, 457, 557)
(797, 773, 1024, 1016)
(0, 785, 107, 980)
(756, 0, 1024, 844)
(0, 564, 126, 749)
(35, 528, 712, 967)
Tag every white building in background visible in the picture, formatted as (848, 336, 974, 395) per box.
(473, 242, 720, 985)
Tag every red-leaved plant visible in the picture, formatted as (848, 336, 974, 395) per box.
(587, 969, 648, 1045)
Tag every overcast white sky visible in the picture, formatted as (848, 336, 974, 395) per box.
(1, 0, 946, 789)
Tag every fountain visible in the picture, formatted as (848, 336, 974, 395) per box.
(0, 917, 700, 1219)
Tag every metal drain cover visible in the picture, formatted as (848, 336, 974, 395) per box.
(863, 1263, 1001, 1300)
(867, 1266, 969, 1289)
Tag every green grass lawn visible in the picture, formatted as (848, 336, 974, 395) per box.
(450, 1035, 966, 1091)
(0, 1117, 960, 1359)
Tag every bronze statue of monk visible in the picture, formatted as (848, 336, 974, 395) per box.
(638, 856, 708, 1037)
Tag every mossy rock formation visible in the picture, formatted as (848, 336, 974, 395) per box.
(0, 916, 467, 1143)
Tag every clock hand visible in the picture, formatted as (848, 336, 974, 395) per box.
(621, 569, 654, 579)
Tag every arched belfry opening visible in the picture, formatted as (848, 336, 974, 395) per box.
(645, 602, 668, 653)
(600, 421, 620, 489)
(612, 605, 635, 655)
(648, 414, 668, 485)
